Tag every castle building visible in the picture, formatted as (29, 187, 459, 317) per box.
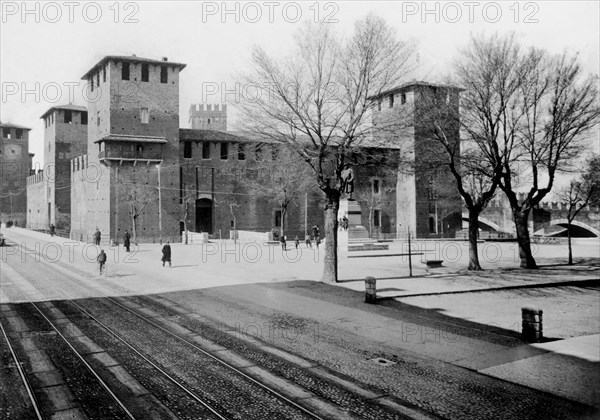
(17, 55, 458, 244)
(26, 104, 88, 232)
(189, 104, 227, 130)
(1, 122, 33, 226)
(370, 82, 463, 238)
(70, 55, 186, 243)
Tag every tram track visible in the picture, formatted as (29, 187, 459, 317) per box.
(2, 243, 416, 419)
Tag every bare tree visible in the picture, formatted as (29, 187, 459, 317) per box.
(180, 186, 194, 245)
(555, 154, 600, 264)
(238, 15, 414, 283)
(498, 49, 600, 268)
(121, 182, 154, 244)
(242, 144, 316, 239)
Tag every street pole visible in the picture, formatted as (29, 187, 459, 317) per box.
(407, 227, 413, 277)
(304, 193, 308, 235)
(157, 164, 162, 244)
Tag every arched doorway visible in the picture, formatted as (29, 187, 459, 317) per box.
(196, 198, 213, 234)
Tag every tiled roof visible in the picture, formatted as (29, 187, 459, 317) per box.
(368, 80, 464, 100)
(40, 104, 87, 119)
(0, 122, 31, 130)
(94, 134, 167, 144)
(82, 55, 186, 80)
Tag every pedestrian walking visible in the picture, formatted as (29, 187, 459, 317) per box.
(305, 233, 312, 248)
(294, 235, 300, 249)
(161, 241, 172, 267)
(280, 234, 287, 251)
(49, 224, 55, 237)
(315, 235, 321, 250)
(93, 228, 101, 245)
(123, 230, 131, 252)
(97, 249, 107, 275)
(312, 225, 319, 238)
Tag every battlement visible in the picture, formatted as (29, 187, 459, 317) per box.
(27, 170, 44, 185)
(189, 103, 228, 130)
(71, 154, 89, 173)
(190, 103, 227, 113)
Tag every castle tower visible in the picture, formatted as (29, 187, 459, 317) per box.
(189, 103, 227, 130)
(371, 82, 463, 238)
(27, 105, 88, 231)
(1, 122, 31, 226)
(71, 55, 186, 243)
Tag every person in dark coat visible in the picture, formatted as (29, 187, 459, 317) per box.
(93, 228, 101, 245)
(97, 249, 107, 275)
(161, 241, 172, 267)
(294, 235, 300, 249)
(49, 224, 55, 237)
(123, 230, 131, 252)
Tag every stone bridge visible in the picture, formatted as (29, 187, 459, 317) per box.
(468, 194, 600, 238)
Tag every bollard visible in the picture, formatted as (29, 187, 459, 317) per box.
(522, 307, 543, 342)
(364, 276, 377, 304)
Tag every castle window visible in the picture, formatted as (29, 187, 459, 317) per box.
(255, 144, 263, 161)
(372, 179, 380, 194)
(401, 92, 406, 105)
(202, 142, 210, 159)
(141, 64, 149, 82)
(96, 72, 100, 89)
(89, 77, 93, 92)
(207, 118, 211, 126)
(374, 210, 381, 227)
(3, 128, 11, 138)
(122, 62, 130, 80)
(136, 145, 143, 153)
(81, 112, 88, 125)
(140, 107, 149, 124)
(274, 210, 282, 227)
(64, 110, 72, 124)
(16, 129, 23, 139)
(183, 141, 192, 158)
(97, 111, 101, 126)
(220, 143, 228, 160)
(102, 65, 106, 82)
(160, 65, 168, 83)
(238, 144, 245, 160)
(389, 94, 394, 108)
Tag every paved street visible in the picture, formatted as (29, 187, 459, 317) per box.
(0, 227, 599, 419)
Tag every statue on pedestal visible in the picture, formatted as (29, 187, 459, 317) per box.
(340, 164, 355, 201)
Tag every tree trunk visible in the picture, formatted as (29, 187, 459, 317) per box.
(131, 216, 138, 244)
(468, 210, 482, 271)
(514, 210, 537, 269)
(281, 204, 286, 238)
(567, 220, 573, 265)
(321, 193, 339, 284)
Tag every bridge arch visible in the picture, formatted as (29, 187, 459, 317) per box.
(550, 219, 599, 237)
(462, 216, 505, 232)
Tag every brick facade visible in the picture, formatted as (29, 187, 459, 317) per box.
(1, 122, 32, 226)
(371, 82, 463, 238)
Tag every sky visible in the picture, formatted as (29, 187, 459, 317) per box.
(1, 0, 599, 168)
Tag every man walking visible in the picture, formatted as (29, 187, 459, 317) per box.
(280, 234, 287, 251)
(123, 230, 131, 252)
(305, 233, 312, 248)
(49, 224, 55, 237)
(97, 249, 107, 275)
(161, 241, 172, 267)
(93, 228, 101, 245)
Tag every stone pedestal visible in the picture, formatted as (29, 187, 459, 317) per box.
(338, 199, 373, 251)
(364, 277, 377, 303)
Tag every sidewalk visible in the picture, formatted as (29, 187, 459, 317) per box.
(2, 227, 599, 408)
